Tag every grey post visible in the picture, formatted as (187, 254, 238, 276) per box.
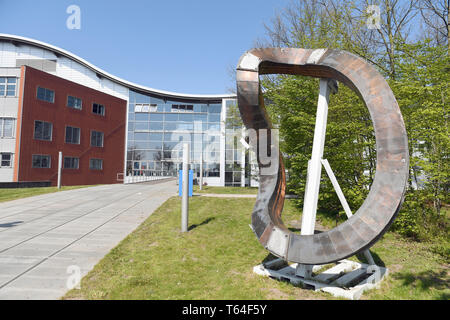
(57, 151, 62, 189)
(181, 143, 190, 232)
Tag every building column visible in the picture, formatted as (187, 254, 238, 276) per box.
(219, 99, 228, 186)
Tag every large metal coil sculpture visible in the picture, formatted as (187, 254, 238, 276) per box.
(236, 48, 409, 265)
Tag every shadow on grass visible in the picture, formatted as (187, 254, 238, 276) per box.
(262, 253, 280, 264)
(188, 217, 216, 231)
(0, 221, 23, 228)
(356, 250, 386, 267)
(393, 269, 449, 298)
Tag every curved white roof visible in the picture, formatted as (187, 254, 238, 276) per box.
(0, 33, 236, 101)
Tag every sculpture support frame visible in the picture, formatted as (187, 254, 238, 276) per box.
(236, 48, 409, 265)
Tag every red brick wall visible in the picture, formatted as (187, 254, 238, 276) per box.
(16, 66, 127, 186)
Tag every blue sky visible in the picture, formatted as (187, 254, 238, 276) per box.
(0, 0, 290, 95)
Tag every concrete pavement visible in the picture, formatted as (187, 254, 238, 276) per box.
(0, 179, 177, 300)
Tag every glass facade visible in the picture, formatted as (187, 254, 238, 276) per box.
(126, 90, 224, 181)
(224, 100, 246, 186)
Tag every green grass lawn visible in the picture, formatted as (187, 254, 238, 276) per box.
(0, 185, 95, 203)
(63, 196, 449, 300)
(193, 185, 258, 195)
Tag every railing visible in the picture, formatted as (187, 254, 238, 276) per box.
(123, 170, 175, 184)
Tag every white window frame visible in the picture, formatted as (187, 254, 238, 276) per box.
(63, 156, 79, 169)
(36, 86, 55, 103)
(0, 118, 15, 138)
(32, 154, 51, 168)
(0, 153, 13, 168)
(67, 95, 83, 110)
(90, 130, 104, 147)
(92, 103, 105, 116)
(89, 158, 103, 170)
(0, 77, 17, 97)
(65, 126, 81, 144)
(34, 120, 53, 141)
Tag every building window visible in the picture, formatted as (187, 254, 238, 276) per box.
(0, 153, 12, 167)
(172, 104, 193, 112)
(0, 77, 17, 97)
(34, 120, 53, 141)
(92, 103, 105, 116)
(89, 158, 103, 170)
(32, 155, 51, 168)
(0, 118, 14, 138)
(36, 86, 55, 103)
(90, 130, 104, 147)
(67, 95, 82, 110)
(64, 157, 79, 169)
(135, 104, 157, 113)
(65, 126, 81, 144)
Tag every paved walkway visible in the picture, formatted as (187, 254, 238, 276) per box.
(0, 180, 177, 300)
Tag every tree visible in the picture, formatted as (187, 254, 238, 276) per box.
(392, 41, 449, 215)
(417, 0, 449, 49)
(262, 73, 375, 214)
(254, 0, 449, 239)
(258, 0, 419, 79)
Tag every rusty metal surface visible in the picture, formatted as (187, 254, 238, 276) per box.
(236, 48, 409, 265)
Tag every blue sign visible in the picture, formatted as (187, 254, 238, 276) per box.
(178, 170, 193, 197)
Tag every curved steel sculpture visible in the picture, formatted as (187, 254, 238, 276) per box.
(236, 48, 409, 265)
